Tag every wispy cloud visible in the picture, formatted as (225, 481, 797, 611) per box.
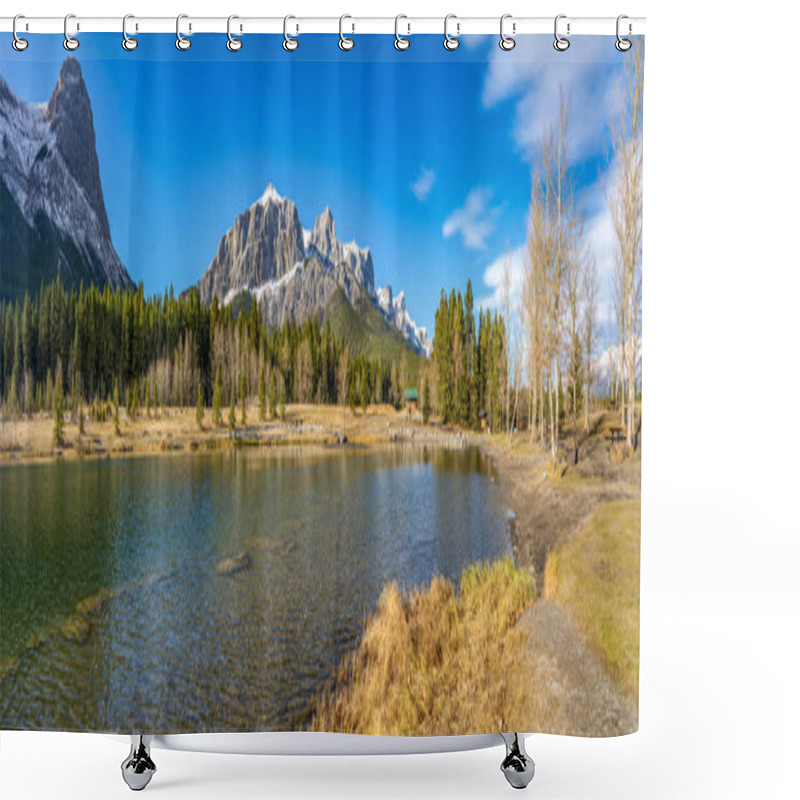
(482, 38, 620, 163)
(442, 187, 503, 250)
(476, 244, 527, 311)
(411, 167, 436, 202)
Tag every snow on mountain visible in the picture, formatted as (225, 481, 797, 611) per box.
(376, 284, 431, 357)
(196, 184, 430, 356)
(0, 57, 131, 293)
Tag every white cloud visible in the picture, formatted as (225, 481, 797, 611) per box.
(482, 38, 619, 163)
(442, 187, 503, 250)
(411, 167, 436, 202)
(477, 243, 527, 311)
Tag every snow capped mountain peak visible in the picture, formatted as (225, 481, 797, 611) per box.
(195, 182, 429, 357)
(258, 182, 285, 206)
(0, 57, 131, 295)
(376, 283, 431, 357)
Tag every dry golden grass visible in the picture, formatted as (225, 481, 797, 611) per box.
(544, 500, 640, 697)
(0, 403, 451, 464)
(311, 557, 536, 735)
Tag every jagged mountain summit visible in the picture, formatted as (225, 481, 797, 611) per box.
(376, 285, 430, 358)
(193, 184, 431, 356)
(0, 57, 132, 300)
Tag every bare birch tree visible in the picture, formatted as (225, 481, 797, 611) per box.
(609, 41, 644, 449)
(582, 253, 599, 432)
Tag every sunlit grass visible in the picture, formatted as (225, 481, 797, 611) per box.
(311, 557, 536, 735)
(544, 500, 640, 696)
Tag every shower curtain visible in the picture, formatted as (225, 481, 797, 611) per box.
(0, 29, 643, 738)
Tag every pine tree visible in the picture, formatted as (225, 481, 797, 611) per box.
(113, 378, 121, 435)
(196, 382, 204, 430)
(239, 373, 247, 425)
(212, 367, 223, 426)
(278, 382, 286, 421)
(52, 364, 65, 447)
(258, 362, 267, 421)
(228, 391, 236, 432)
(269, 370, 278, 419)
(422, 377, 431, 425)
(45, 369, 53, 413)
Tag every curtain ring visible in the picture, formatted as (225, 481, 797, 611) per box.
(12, 14, 28, 51)
(444, 14, 460, 51)
(499, 14, 515, 51)
(283, 15, 299, 51)
(227, 15, 242, 51)
(63, 13, 79, 51)
(616, 14, 632, 51)
(554, 14, 570, 51)
(394, 15, 410, 51)
(176, 14, 191, 50)
(339, 14, 354, 50)
(122, 14, 138, 51)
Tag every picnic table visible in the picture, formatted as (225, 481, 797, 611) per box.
(606, 425, 625, 444)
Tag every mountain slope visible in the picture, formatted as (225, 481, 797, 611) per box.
(325, 288, 417, 364)
(0, 58, 131, 301)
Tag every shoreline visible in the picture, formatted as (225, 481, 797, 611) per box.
(0, 404, 472, 468)
(2, 403, 641, 736)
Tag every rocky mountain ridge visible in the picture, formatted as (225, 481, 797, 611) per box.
(194, 184, 430, 356)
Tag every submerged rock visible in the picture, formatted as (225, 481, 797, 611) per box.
(215, 552, 253, 576)
(61, 615, 91, 645)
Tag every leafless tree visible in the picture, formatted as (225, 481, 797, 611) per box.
(582, 252, 599, 432)
(609, 41, 644, 449)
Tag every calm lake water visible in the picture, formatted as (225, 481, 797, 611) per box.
(0, 445, 510, 732)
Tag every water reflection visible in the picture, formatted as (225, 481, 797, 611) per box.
(0, 445, 509, 732)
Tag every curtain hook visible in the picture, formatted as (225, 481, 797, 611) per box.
(339, 14, 354, 50)
(227, 15, 242, 51)
(122, 14, 138, 51)
(444, 14, 460, 51)
(63, 13, 79, 51)
(176, 14, 191, 50)
(12, 14, 28, 51)
(554, 14, 570, 51)
(616, 14, 632, 51)
(283, 15, 299, 51)
(394, 15, 410, 51)
(499, 14, 515, 51)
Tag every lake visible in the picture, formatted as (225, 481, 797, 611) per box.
(0, 445, 511, 732)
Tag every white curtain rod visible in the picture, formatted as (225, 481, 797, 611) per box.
(0, 16, 645, 36)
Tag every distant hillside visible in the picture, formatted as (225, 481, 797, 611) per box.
(325, 288, 419, 365)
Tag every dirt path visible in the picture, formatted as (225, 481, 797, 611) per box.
(484, 412, 641, 736)
(520, 600, 638, 736)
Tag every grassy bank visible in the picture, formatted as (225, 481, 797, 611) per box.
(544, 500, 641, 696)
(311, 557, 536, 735)
(0, 403, 470, 465)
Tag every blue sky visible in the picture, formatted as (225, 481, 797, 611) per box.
(1, 33, 632, 338)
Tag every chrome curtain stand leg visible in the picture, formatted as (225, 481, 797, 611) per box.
(121, 735, 157, 791)
(500, 733, 535, 789)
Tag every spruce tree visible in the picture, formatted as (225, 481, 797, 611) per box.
(212, 367, 223, 426)
(258, 362, 267, 421)
(240, 373, 247, 425)
(228, 391, 236, 433)
(196, 382, 204, 430)
(422, 377, 431, 425)
(113, 378, 121, 435)
(269, 370, 278, 419)
(52, 365, 65, 447)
